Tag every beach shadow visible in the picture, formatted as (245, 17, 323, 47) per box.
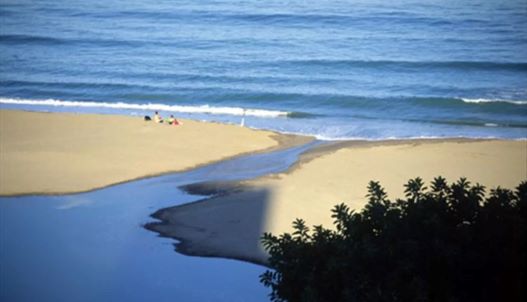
(145, 181, 273, 266)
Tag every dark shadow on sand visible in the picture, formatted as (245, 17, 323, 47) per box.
(145, 181, 273, 266)
(144, 140, 326, 266)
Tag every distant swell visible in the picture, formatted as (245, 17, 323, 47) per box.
(278, 59, 527, 71)
(0, 34, 139, 47)
(0, 98, 294, 118)
(0, 34, 65, 45)
(311, 96, 527, 110)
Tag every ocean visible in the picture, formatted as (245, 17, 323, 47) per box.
(1, 2, 526, 301)
(1, 0, 526, 139)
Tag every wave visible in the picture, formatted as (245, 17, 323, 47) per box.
(63, 10, 449, 27)
(311, 135, 493, 142)
(278, 59, 527, 71)
(0, 34, 65, 45)
(460, 98, 527, 105)
(423, 119, 527, 129)
(250, 94, 527, 112)
(4, 79, 527, 109)
(0, 34, 139, 47)
(0, 98, 293, 118)
(310, 95, 527, 111)
(352, 114, 527, 129)
(3, 33, 526, 74)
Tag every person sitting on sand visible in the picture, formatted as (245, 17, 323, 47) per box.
(154, 111, 163, 123)
(167, 115, 182, 126)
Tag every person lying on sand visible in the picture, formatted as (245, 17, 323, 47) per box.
(167, 115, 182, 125)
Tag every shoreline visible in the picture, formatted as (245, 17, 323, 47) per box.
(0, 133, 310, 197)
(0, 109, 313, 196)
(2, 109, 526, 266)
(146, 138, 527, 265)
(285, 137, 486, 174)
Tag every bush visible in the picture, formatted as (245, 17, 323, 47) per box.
(260, 177, 527, 302)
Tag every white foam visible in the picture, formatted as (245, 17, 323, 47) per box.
(311, 134, 513, 142)
(461, 98, 527, 105)
(0, 97, 290, 118)
(305, 133, 452, 142)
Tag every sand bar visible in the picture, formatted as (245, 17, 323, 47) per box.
(147, 139, 527, 265)
(0, 110, 312, 196)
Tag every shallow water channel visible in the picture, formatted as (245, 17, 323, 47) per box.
(0, 141, 321, 302)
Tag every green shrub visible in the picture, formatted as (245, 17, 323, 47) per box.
(260, 177, 527, 302)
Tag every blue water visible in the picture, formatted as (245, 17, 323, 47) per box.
(1, 0, 526, 139)
(0, 141, 320, 302)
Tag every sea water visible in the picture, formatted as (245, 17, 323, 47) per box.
(1, 0, 526, 139)
(1, 1, 526, 301)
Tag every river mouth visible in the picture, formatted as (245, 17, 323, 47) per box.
(0, 140, 321, 302)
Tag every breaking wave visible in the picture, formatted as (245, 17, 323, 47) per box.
(0, 98, 294, 118)
(460, 98, 527, 105)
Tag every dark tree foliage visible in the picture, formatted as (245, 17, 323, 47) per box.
(260, 177, 527, 302)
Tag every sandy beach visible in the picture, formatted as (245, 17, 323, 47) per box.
(0, 110, 311, 196)
(147, 139, 527, 265)
(2, 109, 526, 265)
